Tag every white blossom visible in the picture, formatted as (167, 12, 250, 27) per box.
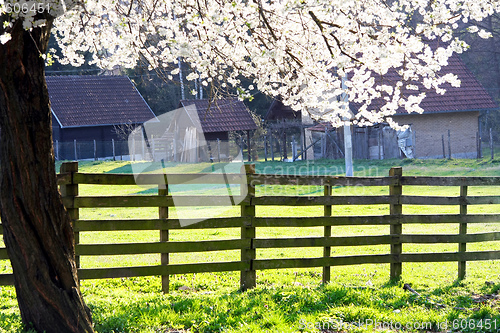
(0, 32, 11, 44)
(2, 0, 498, 127)
(478, 29, 493, 39)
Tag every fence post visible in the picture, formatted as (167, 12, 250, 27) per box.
(112, 139, 116, 161)
(378, 130, 382, 160)
(389, 167, 402, 280)
(490, 128, 494, 160)
(74, 139, 77, 161)
(60, 162, 80, 273)
(55, 140, 59, 161)
(477, 132, 481, 159)
(152, 138, 156, 161)
(448, 129, 452, 159)
(240, 164, 256, 291)
(142, 135, 145, 160)
(478, 131, 483, 159)
(283, 132, 287, 160)
(458, 185, 468, 280)
(132, 136, 136, 161)
(217, 138, 221, 162)
(412, 130, 416, 158)
(159, 182, 169, 293)
(270, 134, 275, 161)
(442, 135, 446, 159)
(239, 137, 244, 161)
(323, 184, 332, 284)
(264, 136, 268, 162)
(173, 137, 177, 162)
(302, 126, 307, 160)
(247, 130, 252, 162)
(93, 139, 97, 161)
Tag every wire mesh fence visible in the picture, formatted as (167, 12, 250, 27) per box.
(54, 140, 129, 161)
(52, 126, 499, 162)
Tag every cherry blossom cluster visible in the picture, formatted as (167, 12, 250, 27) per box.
(1, 0, 499, 126)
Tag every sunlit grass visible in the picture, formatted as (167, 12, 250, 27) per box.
(1, 158, 500, 332)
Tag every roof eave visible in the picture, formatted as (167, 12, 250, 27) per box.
(393, 107, 499, 116)
(55, 121, 153, 129)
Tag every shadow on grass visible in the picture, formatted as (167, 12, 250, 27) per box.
(5, 277, 500, 333)
(89, 282, 408, 333)
(105, 161, 165, 174)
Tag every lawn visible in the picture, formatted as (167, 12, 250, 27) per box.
(1, 157, 500, 332)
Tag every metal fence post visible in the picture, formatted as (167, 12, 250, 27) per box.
(389, 167, 402, 280)
(241, 164, 256, 290)
(132, 136, 136, 161)
(448, 129, 452, 159)
(270, 133, 275, 161)
(60, 162, 80, 274)
(478, 131, 483, 159)
(264, 135, 268, 162)
(442, 135, 446, 159)
(152, 138, 156, 161)
(217, 138, 221, 162)
(74, 139, 77, 161)
(477, 132, 481, 159)
(112, 139, 116, 161)
(247, 130, 252, 162)
(490, 128, 494, 160)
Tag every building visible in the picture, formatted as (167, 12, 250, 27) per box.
(47, 75, 157, 159)
(178, 98, 257, 141)
(267, 52, 498, 160)
(153, 98, 257, 162)
(356, 52, 498, 159)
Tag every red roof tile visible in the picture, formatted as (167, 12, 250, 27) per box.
(307, 122, 335, 132)
(352, 52, 498, 115)
(179, 98, 257, 133)
(47, 76, 157, 128)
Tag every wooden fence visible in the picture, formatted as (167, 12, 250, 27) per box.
(1, 162, 500, 292)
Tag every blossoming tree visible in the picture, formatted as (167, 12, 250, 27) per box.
(0, 0, 499, 332)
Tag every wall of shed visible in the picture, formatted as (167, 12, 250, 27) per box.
(204, 131, 229, 141)
(52, 124, 127, 159)
(393, 111, 479, 159)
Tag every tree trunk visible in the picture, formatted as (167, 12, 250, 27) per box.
(0, 18, 94, 333)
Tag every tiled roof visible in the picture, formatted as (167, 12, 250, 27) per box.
(47, 76, 157, 128)
(265, 97, 301, 121)
(351, 52, 498, 115)
(179, 98, 257, 133)
(307, 122, 335, 132)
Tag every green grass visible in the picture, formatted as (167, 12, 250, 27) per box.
(1, 158, 500, 332)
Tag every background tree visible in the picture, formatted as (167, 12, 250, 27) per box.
(50, 0, 500, 126)
(1, 1, 500, 332)
(457, 14, 500, 141)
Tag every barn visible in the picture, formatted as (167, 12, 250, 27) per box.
(266, 52, 498, 160)
(178, 99, 257, 141)
(386, 53, 498, 159)
(47, 75, 157, 159)
(160, 98, 257, 162)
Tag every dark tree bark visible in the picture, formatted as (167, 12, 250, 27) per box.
(0, 16, 94, 333)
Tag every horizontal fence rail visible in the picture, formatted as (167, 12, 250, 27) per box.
(1, 162, 500, 291)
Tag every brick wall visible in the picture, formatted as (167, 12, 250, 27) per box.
(393, 111, 479, 159)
